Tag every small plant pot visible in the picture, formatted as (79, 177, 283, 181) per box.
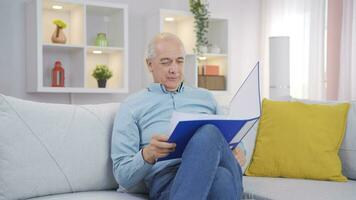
(97, 80, 107, 88)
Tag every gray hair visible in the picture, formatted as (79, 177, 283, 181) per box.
(145, 32, 185, 60)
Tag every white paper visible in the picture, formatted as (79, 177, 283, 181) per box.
(168, 62, 261, 143)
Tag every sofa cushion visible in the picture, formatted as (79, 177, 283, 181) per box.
(27, 191, 147, 200)
(246, 99, 349, 181)
(240, 96, 292, 173)
(0, 94, 119, 200)
(339, 101, 356, 180)
(291, 99, 356, 180)
(243, 176, 356, 200)
(26, 190, 267, 200)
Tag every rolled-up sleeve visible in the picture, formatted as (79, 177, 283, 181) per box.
(111, 104, 152, 190)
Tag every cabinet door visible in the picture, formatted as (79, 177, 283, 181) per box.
(198, 75, 226, 90)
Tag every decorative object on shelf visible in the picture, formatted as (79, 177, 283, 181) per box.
(189, 0, 210, 56)
(51, 19, 67, 44)
(198, 75, 226, 90)
(205, 65, 219, 75)
(199, 65, 219, 76)
(51, 61, 65, 87)
(209, 45, 221, 54)
(92, 64, 113, 88)
(199, 45, 208, 54)
(95, 33, 108, 47)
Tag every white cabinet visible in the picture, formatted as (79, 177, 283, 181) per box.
(26, 0, 128, 93)
(146, 9, 230, 93)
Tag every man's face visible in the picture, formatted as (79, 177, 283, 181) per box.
(147, 38, 185, 91)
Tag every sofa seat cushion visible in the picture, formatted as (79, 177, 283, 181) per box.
(27, 191, 148, 200)
(243, 176, 356, 200)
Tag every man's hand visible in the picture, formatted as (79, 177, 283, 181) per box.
(233, 147, 246, 167)
(142, 135, 176, 164)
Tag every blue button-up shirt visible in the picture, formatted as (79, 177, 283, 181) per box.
(111, 83, 221, 192)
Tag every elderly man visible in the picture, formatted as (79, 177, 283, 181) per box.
(111, 32, 245, 200)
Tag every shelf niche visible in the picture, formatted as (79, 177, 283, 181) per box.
(42, 0, 84, 46)
(86, 5, 124, 48)
(86, 47, 124, 90)
(42, 45, 84, 88)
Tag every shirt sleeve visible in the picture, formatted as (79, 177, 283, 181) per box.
(205, 91, 223, 115)
(111, 103, 153, 190)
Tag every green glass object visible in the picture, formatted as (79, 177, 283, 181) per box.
(95, 33, 108, 47)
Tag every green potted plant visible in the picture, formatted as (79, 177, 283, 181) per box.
(52, 19, 68, 44)
(189, 0, 210, 55)
(92, 64, 113, 88)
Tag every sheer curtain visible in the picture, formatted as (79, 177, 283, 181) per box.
(338, 0, 356, 101)
(260, 0, 326, 99)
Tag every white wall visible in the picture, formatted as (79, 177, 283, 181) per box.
(0, 0, 260, 105)
(208, 0, 261, 105)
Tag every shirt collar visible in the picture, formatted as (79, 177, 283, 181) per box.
(147, 82, 185, 94)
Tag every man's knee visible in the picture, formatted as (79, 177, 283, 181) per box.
(191, 124, 224, 144)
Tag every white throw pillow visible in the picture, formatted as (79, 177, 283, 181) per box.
(0, 94, 120, 200)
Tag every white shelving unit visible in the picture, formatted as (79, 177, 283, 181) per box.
(146, 9, 230, 93)
(26, 0, 128, 93)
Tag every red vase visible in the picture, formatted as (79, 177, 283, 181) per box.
(52, 61, 65, 87)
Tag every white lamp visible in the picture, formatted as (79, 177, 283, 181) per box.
(269, 36, 290, 99)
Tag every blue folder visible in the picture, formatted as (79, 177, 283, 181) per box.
(159, 119, 249, 161)
(158, 62, 261, 161)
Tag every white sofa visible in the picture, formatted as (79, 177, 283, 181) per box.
(0, 94, 355, 200)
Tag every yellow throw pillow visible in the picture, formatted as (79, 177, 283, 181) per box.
(245, 99, 350, 181)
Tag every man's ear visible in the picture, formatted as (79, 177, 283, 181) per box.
(146, 59, 153, 72)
